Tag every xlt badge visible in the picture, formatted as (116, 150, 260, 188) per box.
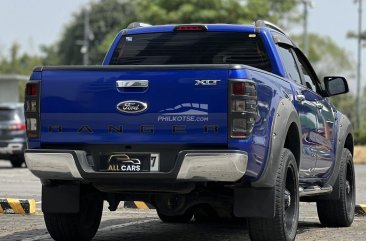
(195, 80, 221, 86)
(117, 101, 147, 114)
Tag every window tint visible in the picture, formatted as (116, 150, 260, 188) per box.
(110, 32, 272, 72)
(277, 46, 301, 84)
(0, 109, 16, 121)
(294, 50, 322, 94)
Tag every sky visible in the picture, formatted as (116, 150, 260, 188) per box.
(292, 0, 361, 91)
(0, 0, 363, 91)
(0, 0, 89, 56)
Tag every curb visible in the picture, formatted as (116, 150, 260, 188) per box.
(0, 198, 36, 214)
(355, 204, 366, 216)
(124, 201, 155, 209)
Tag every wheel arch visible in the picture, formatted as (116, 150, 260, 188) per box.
(344, 133, 354, 155)
(252, 98, 302, 188)
(284, 122, 301, 168)
(234, 98, 302, 218)
(321, 114, 353, 200)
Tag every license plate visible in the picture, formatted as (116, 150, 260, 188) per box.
(102, 153, 159, 172)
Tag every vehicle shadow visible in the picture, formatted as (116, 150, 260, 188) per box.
(0, 160, 26, 169)
(297, 221, 323, 235)
(0, 228, 50, 241)
(94, 218, 326, 241)
(95, 218, 251, 241)
(0, 218, 328, 241)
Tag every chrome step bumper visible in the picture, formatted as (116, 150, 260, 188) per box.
(25, 149, 248, 182)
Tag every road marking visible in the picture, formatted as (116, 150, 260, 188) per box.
(98, 218, 158, 232)
(21, 219, 159, 241)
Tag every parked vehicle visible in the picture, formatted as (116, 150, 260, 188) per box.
(0, 103, 26, 167)
(25, 20, 355, 241)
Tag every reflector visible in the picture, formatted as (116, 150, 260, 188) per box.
(26, 83, 38, 96)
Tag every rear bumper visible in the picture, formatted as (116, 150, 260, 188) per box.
(0, 141, 26, 156)
(24, 149, 247, 183)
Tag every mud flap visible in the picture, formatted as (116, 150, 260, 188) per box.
(42, 184, 80, 213)
(233, 187, 275, 218)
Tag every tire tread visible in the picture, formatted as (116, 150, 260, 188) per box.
(317, 148, 355, 227)
(248, 148, 299, 241)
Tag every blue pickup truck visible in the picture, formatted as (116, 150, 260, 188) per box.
(25, 20, 355, 241)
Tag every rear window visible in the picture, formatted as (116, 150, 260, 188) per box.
(0, 108, 23, 122)
(110, 32, 272, 72)
(0, 109, 16, 121)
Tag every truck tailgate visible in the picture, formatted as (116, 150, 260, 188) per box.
(40, 66, 229, 145)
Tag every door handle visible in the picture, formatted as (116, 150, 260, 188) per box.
(316, 103, 323, 109)
(296, 95, 305, 102)
(116, 80, 149, 88)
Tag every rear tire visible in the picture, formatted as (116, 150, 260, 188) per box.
(10, 156, 24, 168)
(317, 148, 355, 227)
(157, 209, 193, 223)
(248, 148, 299, 241)
(44, 189, 103, 241)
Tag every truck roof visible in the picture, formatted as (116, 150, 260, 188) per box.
(125, 22, 283, 36)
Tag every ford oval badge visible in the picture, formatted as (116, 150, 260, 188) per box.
(117, 101, 147, 113)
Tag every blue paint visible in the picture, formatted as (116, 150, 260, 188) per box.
(28, 23, 344, 182)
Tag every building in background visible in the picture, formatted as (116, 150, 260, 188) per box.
(0, 75, 27, 103)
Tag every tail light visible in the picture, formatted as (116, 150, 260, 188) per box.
(9, 123, 26, 131)
(229, 80, 257, 138)
(174, 25, 208, 31)
(25, 82, 40, 138)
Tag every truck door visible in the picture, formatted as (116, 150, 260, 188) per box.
(314, 98, 336, 177)
(292, 48, 335, 178)
(276, 45, 318, 178)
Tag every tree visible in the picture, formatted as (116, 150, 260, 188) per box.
(47, 0, 300, 65)
(355, 87, 366, 144)
(0, 42, 43, 101)
(293, 33, 353, 77)
(135, 0, 297, 25)
(0, 42, 43, 75)
(48, 0, 138, 65)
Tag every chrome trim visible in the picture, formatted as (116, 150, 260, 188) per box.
(296, 94, 305, 102)
(316, 103, 324, 109)
(299, 185, 333, 197)
(116, 80, 149, 88)
(116, 100, 148, 114)
(25, 152, 83, 180)
(177, 152, 247, 182)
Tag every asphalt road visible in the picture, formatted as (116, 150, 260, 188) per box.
(0, 160, 365, 241)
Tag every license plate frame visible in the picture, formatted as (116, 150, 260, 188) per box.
(101, 152, 159, 172)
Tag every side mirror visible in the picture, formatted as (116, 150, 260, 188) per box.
(324, 76, 349, 96)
